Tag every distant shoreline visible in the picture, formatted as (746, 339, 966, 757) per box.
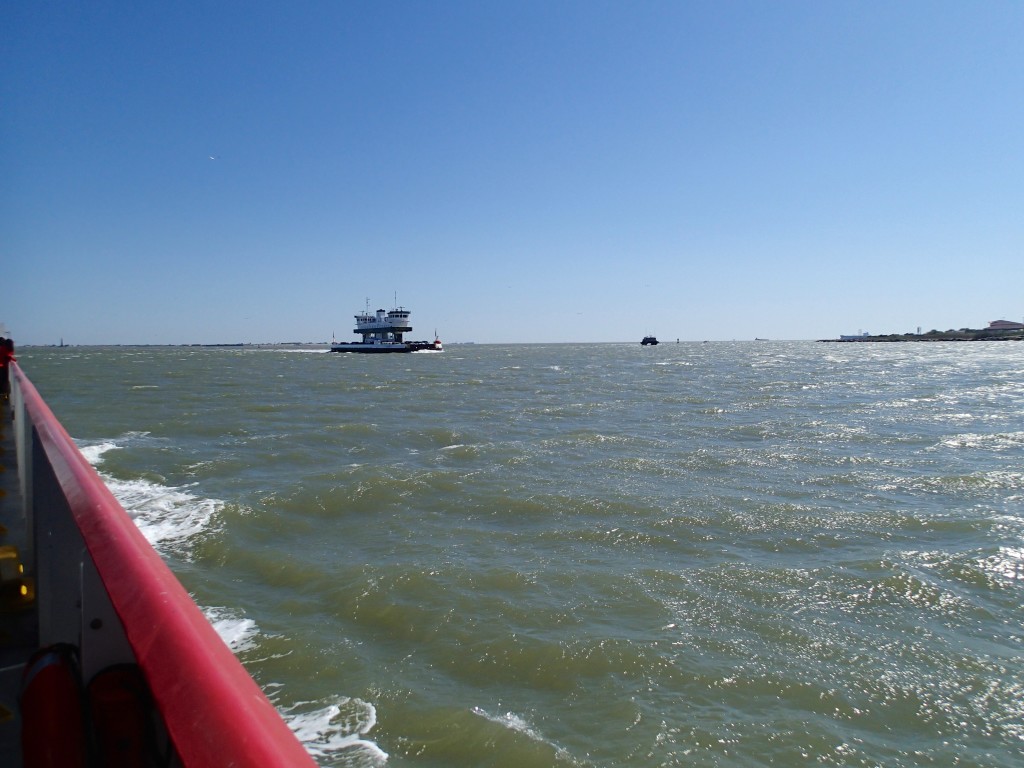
(821, 329, 1024, 343)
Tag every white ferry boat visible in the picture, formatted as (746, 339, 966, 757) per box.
(331, 306, 442, 353)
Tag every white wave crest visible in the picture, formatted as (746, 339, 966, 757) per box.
(103, 475, 221, 550)
(203, 606, 260, 652)
(471, 706, 574, 763)
(77, 440, 123, 465)
(982, 546, 1024, 582)
(471, 706, 545, 742)
(937, 431, 1024, 451)
(281, 698, 388, 766)
(76, 433, 222, 552)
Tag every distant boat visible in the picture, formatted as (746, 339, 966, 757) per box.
(641, 336, 659, 346)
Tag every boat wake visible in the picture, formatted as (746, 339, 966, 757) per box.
(77, 437, 221, 556)
(202, 606, 260, 653)
(280, 698, 388, 767)
(78, 434, 389, 765)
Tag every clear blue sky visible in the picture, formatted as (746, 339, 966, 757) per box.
(3, 1, 1022, 344)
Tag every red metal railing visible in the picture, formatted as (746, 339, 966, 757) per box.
(11, 363, 317, 767)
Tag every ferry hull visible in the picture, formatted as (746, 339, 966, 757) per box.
(331, 341, 442, 353)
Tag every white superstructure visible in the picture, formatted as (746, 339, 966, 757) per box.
(354, 308, 413, 342)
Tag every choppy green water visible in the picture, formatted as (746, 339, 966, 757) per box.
(18, 342, 1024, 767)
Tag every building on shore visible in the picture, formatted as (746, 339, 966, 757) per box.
(988, 320, 1024, 331)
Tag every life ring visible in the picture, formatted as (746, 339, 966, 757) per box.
(88, 664, 157, 767)
(20, 644, 88, 767)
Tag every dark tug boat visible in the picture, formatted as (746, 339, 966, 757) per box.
(641, 336, 659, 346)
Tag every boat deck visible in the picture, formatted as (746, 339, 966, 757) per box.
(0, 396, 35, 764)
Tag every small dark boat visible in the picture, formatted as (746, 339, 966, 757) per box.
(641, 336, 659, 346)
